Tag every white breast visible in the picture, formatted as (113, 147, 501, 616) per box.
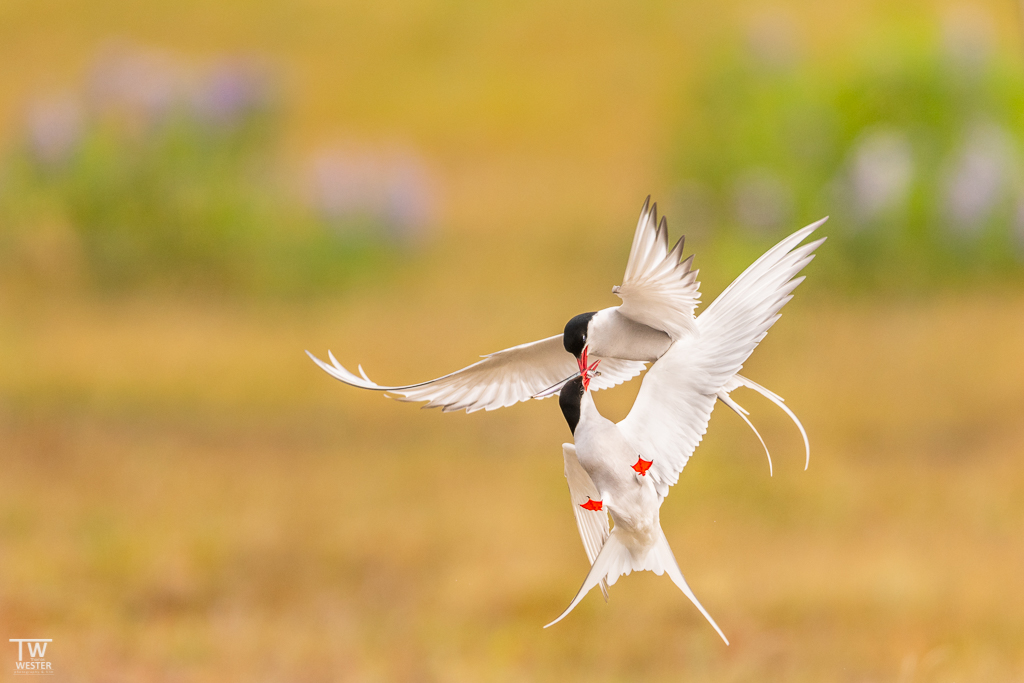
(574, 392, 662, 555)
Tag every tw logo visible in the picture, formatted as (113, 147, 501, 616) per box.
(9, 639, 53, 675)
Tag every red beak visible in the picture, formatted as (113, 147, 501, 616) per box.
(578, 347, 601, 391)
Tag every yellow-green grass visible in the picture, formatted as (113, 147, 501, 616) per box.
(1, 284, 1022, 681)
(3, 1, 1024, 679)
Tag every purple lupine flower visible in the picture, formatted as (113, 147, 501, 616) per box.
(942, 122, 1015, 236)
(192, 59, 275, 128)
(25, 96, 82, 167)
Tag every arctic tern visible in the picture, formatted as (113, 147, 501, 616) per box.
(309, 199, 825, 638)
(543, 219, 823, 641)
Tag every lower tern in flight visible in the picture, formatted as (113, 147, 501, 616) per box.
(547, 222, 823, 642)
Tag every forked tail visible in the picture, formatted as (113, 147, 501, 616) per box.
(543, 527, 729, 645)
(717, 374, 812, 476)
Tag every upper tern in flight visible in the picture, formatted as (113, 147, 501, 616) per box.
(308, 199, 825, 474)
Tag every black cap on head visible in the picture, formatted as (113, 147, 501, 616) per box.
(563, 312, 596, 359)
(559, 376, 585, 435)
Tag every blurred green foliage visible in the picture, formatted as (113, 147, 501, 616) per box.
(0, 60, 403, 296)
(4, 18, 1024, 297)
(672, 18, 1024, 290)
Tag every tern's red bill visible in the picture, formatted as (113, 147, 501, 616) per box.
(578, 347, 602, 391)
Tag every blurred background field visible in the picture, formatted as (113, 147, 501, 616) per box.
(1, 0, 1023, 681)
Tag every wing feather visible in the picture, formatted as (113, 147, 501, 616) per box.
(617, 218, 826, 499)
(612, 198, 701, 340)
(308, 335, 646, 414)
(562, 443, 611, 601)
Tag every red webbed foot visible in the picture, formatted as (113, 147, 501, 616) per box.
(632, 456, 653, 476)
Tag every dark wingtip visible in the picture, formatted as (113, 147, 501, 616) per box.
(671, 235, 686, 258)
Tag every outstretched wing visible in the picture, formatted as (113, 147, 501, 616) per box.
(308, 335, 646, 414)
(561, 443, 611, 601)
(617, 218, 826, 499)
(612, 197, 701, 341)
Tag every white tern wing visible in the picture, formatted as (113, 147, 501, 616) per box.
(612, 197, 701, 340)
(561, 443, 611, 601)
(617, 218, 826, 499)
(308, 335, 646, 414)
